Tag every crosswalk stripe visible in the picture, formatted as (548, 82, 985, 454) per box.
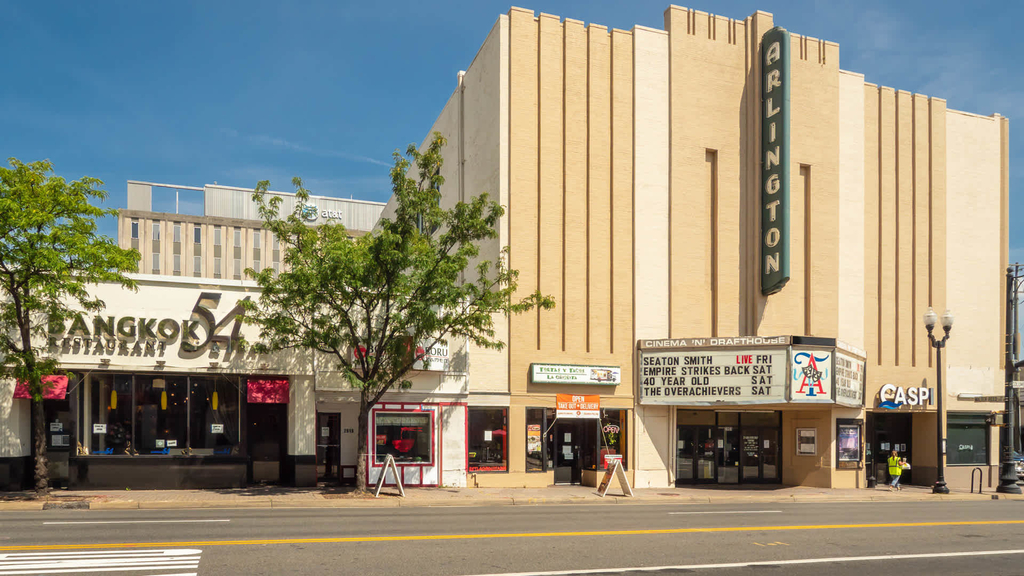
(0, 548, 201, 575)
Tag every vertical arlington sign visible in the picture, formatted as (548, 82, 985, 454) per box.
(761, 27, 791, 295)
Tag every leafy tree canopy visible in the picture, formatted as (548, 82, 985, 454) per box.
(242, 133, 553, 489)
(0, 158, 139, 493)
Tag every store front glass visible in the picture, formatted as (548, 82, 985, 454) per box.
(468, 407, 508, 472)
(868, 412, 913, 485)
(676, 410, 781, 485)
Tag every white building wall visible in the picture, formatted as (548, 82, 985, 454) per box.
(944, 111, 1003, 398)
(288, 376, 316, 457)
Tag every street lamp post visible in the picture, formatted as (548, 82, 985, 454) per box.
(998, 268, 1023, 494)
(924, 307, 952, 494)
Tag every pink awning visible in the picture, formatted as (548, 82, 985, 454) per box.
(12, 375, 68, 400)
(247, 378, 290, 403)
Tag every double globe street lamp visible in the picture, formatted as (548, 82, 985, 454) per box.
(923, 307, 953, 494)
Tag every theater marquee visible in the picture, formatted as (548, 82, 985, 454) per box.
(639, 348, 787, 405)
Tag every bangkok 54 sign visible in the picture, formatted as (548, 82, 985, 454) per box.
(789, 349, 833, 403)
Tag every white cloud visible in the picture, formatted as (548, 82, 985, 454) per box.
(241, 132, 392, 167)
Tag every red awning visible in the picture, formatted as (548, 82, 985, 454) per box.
(12, 375, 69, 400)
(247, 378, 290, 403)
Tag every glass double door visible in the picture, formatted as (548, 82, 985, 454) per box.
(676, 425, 779, 484)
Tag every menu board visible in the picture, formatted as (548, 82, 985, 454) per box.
(639, 349, 786, 405)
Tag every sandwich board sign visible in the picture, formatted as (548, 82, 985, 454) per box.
(373, 453, 405, 498)
(596, 459, 634, 498)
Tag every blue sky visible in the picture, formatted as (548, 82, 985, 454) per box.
(2, 0, 1021, 254)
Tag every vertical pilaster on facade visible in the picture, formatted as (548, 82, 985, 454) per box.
(896, 90, 914, 367)
(838, 71, 866, 352)
(610, 29, 634, 356)
(879, 87, 897, 366)
(912, 94, 931, 370)
(745, 10, 773, 335)
(508, 7, 539, 379)
(538, 13, 565, 352)
(631, 25, 669, 342)
(929, 98, 947, 369)
(563, 17, 588, 355)
(587, 24, 612, 355)
(998, 113, 1010, 371)
(864, 84, 880, 365)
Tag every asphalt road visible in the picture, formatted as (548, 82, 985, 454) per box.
(2, 500, 1024, 575)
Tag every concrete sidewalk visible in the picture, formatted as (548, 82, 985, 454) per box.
(2, 483, 1020, 511)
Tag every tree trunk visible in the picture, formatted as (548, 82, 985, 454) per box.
(355, 403, 369, 492)
(33, 397, 48, 496)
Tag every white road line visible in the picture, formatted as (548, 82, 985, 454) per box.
(42, 520, 230, 525)
(460, 548, 1024, 576)
(667, 510, 782, 515)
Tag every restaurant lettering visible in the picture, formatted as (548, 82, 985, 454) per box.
(761, 26, 791, 296)
(48, 292, 249, 359)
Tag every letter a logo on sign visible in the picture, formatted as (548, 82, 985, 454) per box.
(760, 27, 791, 295)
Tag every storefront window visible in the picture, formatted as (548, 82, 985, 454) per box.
(375, 412, 432, 464)
(948, 413, 988, 465)
(189, 377, 241, 455)
(81, 373, 243, 457)
(526, 408, 545, 472)
(86, 374, 133, 454)
(468, 408, 507, 472)
(600, 409, 628, 470)
(135, 375, 188, 455)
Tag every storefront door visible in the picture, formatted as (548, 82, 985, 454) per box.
(553, 420, 583, 485)
(738, 428, 780, 483)
(741, 431, 761, 481)
(696, 427, 717, 482)
(717, 427, 740, 484)
(248, 403, 286, 484)
(676, 427, 695, 483)
(871, 413, 913, 485)
(316, 412, 341, 483)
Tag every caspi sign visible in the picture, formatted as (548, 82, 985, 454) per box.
(761, 26, 791, 295)
(877, 383, 933, 409)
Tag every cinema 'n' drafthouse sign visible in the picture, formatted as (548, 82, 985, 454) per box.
(639, 337, 789, 405)
(638, 337, 865, 407)
(761, 26, 791, 296)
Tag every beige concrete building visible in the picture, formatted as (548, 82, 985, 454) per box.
(118, 181, 385, 280)
(393, 5, 1010, 490)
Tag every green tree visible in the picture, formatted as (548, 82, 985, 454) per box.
(0, 159, 139, 495)
(243, 133, 553, 491)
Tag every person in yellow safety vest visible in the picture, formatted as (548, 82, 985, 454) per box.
(887, 449, 903, 491)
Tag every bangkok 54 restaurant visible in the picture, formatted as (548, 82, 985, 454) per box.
(0, 276, 317, 490)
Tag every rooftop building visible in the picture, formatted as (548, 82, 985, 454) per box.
(117, 181, 386, 279)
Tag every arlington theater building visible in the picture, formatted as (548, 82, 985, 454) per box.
(401, 4, 1010, 491)
(0, 5, 1010, 491)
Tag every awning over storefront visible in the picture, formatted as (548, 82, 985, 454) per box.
(247, 378, 290, 403)
(12, 375, 68, 400)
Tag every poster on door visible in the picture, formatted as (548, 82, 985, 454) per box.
(555, 394, 600, 419)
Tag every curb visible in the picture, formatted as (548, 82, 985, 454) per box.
(5, 492, 1024, 512)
